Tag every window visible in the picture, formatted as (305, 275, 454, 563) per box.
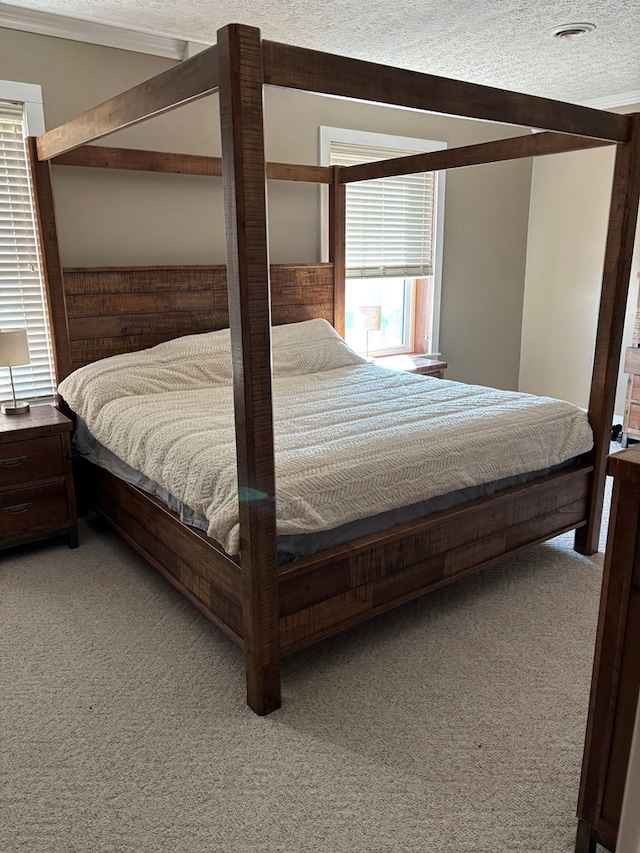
(0, 82, 54, 405)
(321, 127, 445, 357)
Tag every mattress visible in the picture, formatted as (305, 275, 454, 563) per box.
(58, 319, 594, 557)
(71, 417, 584, 563)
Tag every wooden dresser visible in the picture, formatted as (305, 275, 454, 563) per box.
(621, 273, 640, 446)
(576, 446, 640, 852)
(622, 346, 640, 445)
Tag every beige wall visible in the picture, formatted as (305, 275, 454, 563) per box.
(519, 112, 640, 417)
(1, 26, 534, 390)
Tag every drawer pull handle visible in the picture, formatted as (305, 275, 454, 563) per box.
(0, 456, 27, 468)
(3, 502, 32, 515)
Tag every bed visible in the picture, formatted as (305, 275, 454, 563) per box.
(57, 317, 594, 560)
(27, 23, 640, 717)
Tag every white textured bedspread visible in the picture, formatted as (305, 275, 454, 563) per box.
(59, 319, 593, 555)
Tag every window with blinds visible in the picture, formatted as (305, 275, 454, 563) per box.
(330, 141, 436, 279)
(0, 98, 54, 404)
(321, 127, 446, 357)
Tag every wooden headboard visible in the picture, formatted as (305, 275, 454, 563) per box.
(26, 138, 343, 386)
(53, 262, 336, 380)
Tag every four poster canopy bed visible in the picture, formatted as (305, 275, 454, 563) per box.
(28, 21, 640, 742)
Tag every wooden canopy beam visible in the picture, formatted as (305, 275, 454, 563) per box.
(262, 40, 631, 143)
(36, 32, 629, 164)
(36, 45, 219, 161)
(50, 144, 333, 183)
(340, 131, 613, 183)
(51, 133, 609, 185)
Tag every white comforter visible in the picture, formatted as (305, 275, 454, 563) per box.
(58, 319, 593, 555)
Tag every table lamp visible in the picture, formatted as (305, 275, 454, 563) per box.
(356, 305, 382, 360)
(0, 328, 31, 415)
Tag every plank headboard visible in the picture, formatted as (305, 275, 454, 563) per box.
(53, 262, 336, 380)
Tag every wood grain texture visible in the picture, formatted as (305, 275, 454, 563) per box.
(51, 145, 333, 183)
(57, 264, 334, 377)
(577, 447, 640, 851)
(217, 23, 281, 715)
(83, 461, 245, 646)
(0, 435, 64, 486)
(27, 138, 73, 384)
(341, 132, 612, 183)
(0, 405, 77, 550)
(633, 274, 640, 345)
(267, 162, 332, 183)
(32, 24, 632, 715)
(262, 40, 631, 142)
(53, 145, 224, 175)
(71, 453, 591, 659)
(624, 346, 640, 375)
(278, 465, 592, 652)
(575, 819, 598, 853)
(622, 282, 640, 443)
(36, 45, 219, 160)
(576, 114, 640, 555)
(0, 404, 72, 441)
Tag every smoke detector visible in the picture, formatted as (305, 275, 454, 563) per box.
(549, 22, 597, 39)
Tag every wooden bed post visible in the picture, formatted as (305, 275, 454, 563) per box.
(329, 166, 346, 336)
(217, 23, 281, 714)
(576, 113, 640, 556)
(26, 138, 74, 384)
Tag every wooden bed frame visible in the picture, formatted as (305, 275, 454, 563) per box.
(27, 24, 640, 718)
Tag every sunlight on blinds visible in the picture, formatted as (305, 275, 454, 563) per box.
(0, 100, 54, 403)
(330, 142, 436, 279)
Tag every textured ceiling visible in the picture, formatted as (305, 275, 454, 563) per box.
(3, 0, 640, 103)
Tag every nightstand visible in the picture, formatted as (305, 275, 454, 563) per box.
(0, 405, 78, 550)
(374, 354, 448, 378)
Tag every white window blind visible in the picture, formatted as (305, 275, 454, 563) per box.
(0, 99, 54, 403)
(330, 141, 436, 279)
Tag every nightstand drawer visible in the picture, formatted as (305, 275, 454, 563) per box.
(628, 373, 640, 402)
(0, 435, 64, 487)
(626, 402, 640, 433)
(624, 346, 640, 375)
(0, 483, 69, 536)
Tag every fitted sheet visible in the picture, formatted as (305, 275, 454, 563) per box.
(59, 319, 594, 556)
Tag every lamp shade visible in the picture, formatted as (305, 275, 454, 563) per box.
(356, 305, 382, 332)
(0, 328, 30, 367)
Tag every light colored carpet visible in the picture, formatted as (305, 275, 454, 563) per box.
(1, 479, 613, 853)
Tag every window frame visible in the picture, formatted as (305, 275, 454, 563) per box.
(0, 81, 45, 137)
(0, 80, 55, 404)
(319, 126, 446, 357)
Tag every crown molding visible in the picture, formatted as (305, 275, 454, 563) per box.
(580, 90, 640, 110)
(0, 3, 637, 102)
(0, 1, 192, 59)
(530, 88, 640, 130)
